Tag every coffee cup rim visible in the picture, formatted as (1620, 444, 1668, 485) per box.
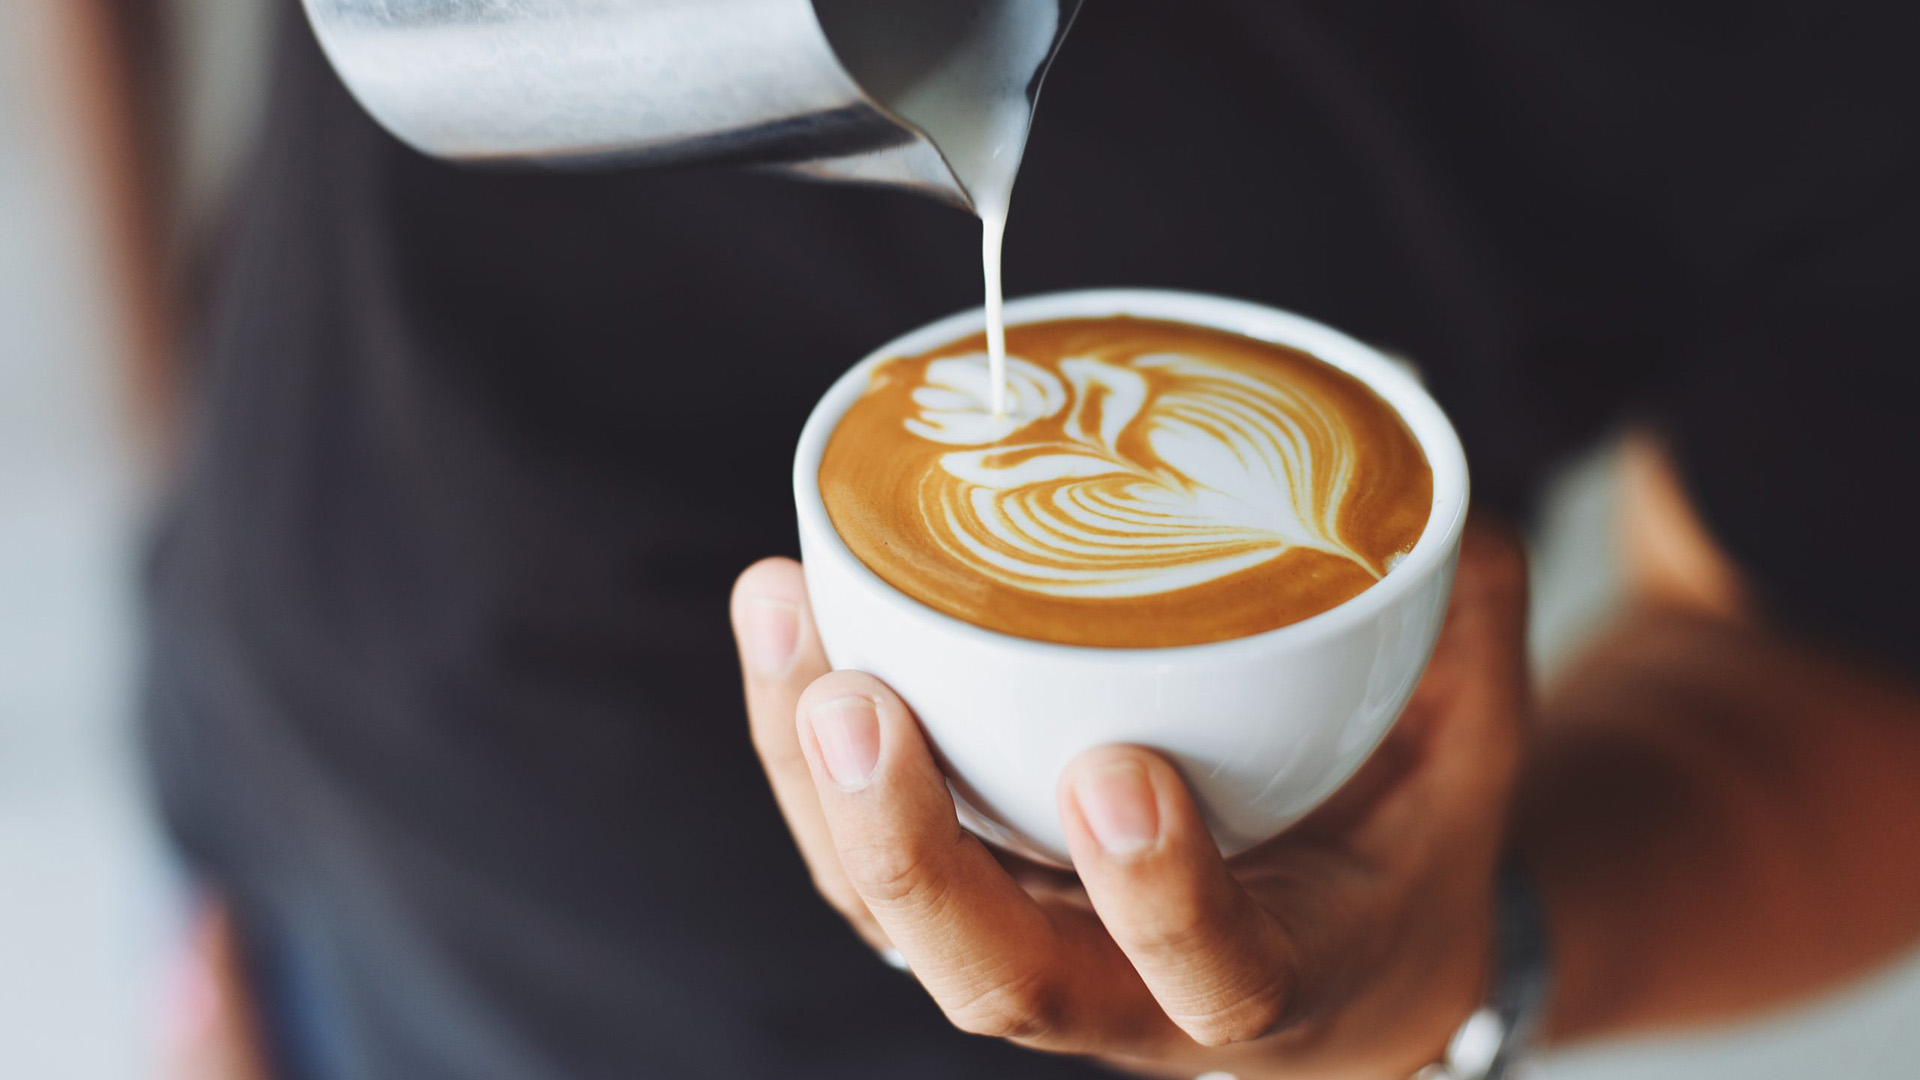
(794, 288, 1471, 660)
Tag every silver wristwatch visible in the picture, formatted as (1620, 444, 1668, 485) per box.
(1414, 864, 1555, 1080)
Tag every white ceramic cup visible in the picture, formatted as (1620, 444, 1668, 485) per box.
(794, 289, 1469, 865)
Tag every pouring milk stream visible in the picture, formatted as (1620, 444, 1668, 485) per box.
(815, 0, 1073, 417)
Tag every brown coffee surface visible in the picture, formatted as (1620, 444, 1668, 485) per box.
(819, 318, 1433, 647)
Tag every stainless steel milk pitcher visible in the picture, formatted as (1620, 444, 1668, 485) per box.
(301, 0, 1082, 212)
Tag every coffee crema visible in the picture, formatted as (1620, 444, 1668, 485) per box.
(819, 318, 1433, 647)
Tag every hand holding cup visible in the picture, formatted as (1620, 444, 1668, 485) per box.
(730, 520, 1531, 1077)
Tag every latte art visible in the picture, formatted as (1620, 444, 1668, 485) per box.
(821, 318, 1433, 647)
(918, 349, 1381, 599)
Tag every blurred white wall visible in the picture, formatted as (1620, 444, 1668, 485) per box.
(0, 2, 1916, 1077)
(0, 3, 173, 1077)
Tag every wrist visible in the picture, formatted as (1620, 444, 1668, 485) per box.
(1417, 863, 1555, 1080)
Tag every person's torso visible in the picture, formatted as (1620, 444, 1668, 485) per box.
(146, 2, 1920, 1076)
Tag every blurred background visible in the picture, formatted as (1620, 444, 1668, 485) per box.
(2, 1, 1917, 1077)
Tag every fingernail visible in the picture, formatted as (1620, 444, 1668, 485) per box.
(808, 696, 881, 791)
(741, 597, 800, 675)
(1073, 758, 1159, 857)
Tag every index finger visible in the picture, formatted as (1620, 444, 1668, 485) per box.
(731, 559, 878, 942)
(797, 671, 1172, 1053)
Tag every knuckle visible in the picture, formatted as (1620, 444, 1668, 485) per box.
(1175, 983, 1292, 1047)
(838, 837, 944, 909)
(945, 971, 1067, 1043)
(1112, 892, 1300, 1046)
(1124, 885, 1223, 953)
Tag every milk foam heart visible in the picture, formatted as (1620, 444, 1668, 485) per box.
(819, 317, 1433, 648)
